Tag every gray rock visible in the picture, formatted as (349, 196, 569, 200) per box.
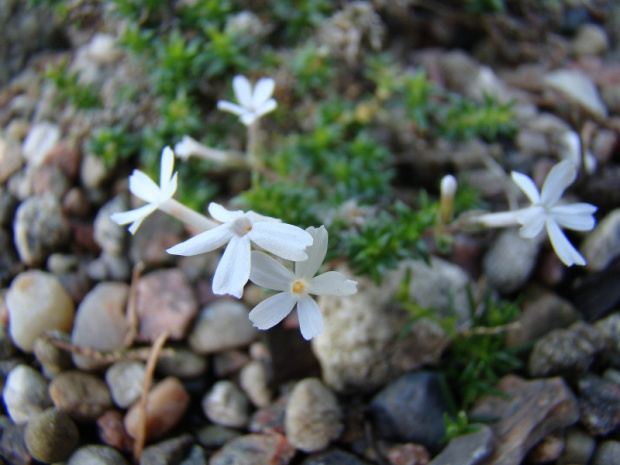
(3, 364, 52, 424)
(202, 380, 250, 428)
(543, 69, 608, 118)
(139, 434, 193, 465)
(301, 448, 371, 465)
(156, 348, 208, 379)
(13, 193, 71, 265)
(592, 441, 620, 465)
(578, 374, 620, 436)
(0, 229, 22, 286)
(313, 259, 471, 392)
(572, 24, 609, 57)
(6, 269, 75, 352)
(68, 445, 129, 465)
(49, 370, 113, 422)
(129, 211, 185, 267)
(483, 229, 541, 294)
(195, 424, 242, 449)
(285, 378, 342, 453)
(105, 361, 145, 408)
(557, 427, 596, 465)
(0, 415, 31, 465)
(188, 300, 258, 354)
(470, 375, 579, 465)
(429, 425, 494, 465)
(87, 251, 132, 281)
(33, 330, 73, 377)
(582, 209, 620, 272)
(369, 371, 449, 453)
(526, 431, 565, 463)
(240, 360, 271, 408)
(528, 322, 607, 377)
(180, 445, 207, 465)
(93, 195, 128, 256)
(22, 121, 60, 167)
(24, 408, 79, 463)
(596, 313, 620, 368)
(209, 434, 296, 465)
(0, 324, 17, 360)
(0, 136, 23, 184)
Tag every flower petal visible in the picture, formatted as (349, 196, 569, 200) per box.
(160, 171, 178, 201)
(166, 224, 233, 256)
(249, 251, 294, 291)
(110, 203, 157, 234)
(250, 222, 313, 261)
(240, 112, 258, 126)
(212, 234, 251, 298)
(546, 218, 586, 266)
(309, 271, 358, 296)
(249, 292, 297, 330)
(551, 205, 596, 231)
(552, 203, 598, 216)
(252, 77, 275, 108)
(208, 202, 245, 223)
(254, 98, 277, 119)
(297, 296, 324, 340)
(129, 170, 160, 203)
(511, 171, 541, 205)
(516, 206, 546, 238)
(295, 226, 328, 278)
(160, 146, 175, 188)
(217, 100, 246, 117)
(541, 160, 577, 206)
(233, 75, 252, 108)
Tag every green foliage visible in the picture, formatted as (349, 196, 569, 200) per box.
(464, 0, 506, 14)
(197, 27, 253, 79)
(270, 0, 334, 42)
(442, 411, 482, 442)
(403, 70, 438, 133)
(86, 125, 139, 168)
(44, 60, 101, 109)
(289, 42, 336, 97)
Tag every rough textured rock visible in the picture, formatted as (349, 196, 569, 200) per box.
(67, 445, 129, 465)
(592, 440, 620, 465)
(6, 270, 74, 352)
(313, 259, 471, 392)
(596, 313, 620, 369)
(139, 434, 193, 465)
(71, 282, 130, 370)
(369, 371, 449, 454)
(3, 364, 52, 424)
(301, 448, 371, 465)
(470, 375, 579, 465)
(581, 208, 620, 272)
(556, 427, 595, 465)
(49, 371, 113, 422)
(24, 408, 79, 463)
(285, 377, 342, 453)
(429, 425, 493, 465)
(578, 374, 620, 436)
(209, 434, 296, 465)
(93, 195, 129, 256)
(0, 415, 31, 465)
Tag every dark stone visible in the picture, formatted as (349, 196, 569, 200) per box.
(301, 448, 370, 465)
(0, 416, 31, 465)
(578, 374, 620, 436)
(0, 229, 22, 286)
(429, 425, 493, 465)
(139, 434, 194, 465)
(368, 371, 449, 454)
(179, 445, 207, 465)
(209, 434, 295, 465)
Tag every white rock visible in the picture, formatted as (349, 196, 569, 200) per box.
(22, 121, 60, 166)
(6, 270, 75, 352)
(3, 364, 52, 424)
(202, 380, 249, 428)
(239, 360, 271, 408)
(105, 361, 145, 408)
(543, 69, 608, 118)
(581, 209, 620, 272)
(0, 136, 23, 184)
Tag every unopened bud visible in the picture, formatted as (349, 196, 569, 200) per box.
(439, 174, 457, 224)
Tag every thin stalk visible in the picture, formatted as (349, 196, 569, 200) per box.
(159, 198, 218, 231)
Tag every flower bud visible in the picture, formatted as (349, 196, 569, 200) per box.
(439, 174, 457, 224)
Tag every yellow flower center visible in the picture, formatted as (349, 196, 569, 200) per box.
(232, 217, 253, 236)
(292, 280, 305, 294)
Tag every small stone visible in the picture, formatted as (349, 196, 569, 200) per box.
(286, 377, 342, 453)
(97, 410, 134, 452)
(212, 350, 250, 378)
(543, 69, 608, 118)
(156, 348, 208, 379)
(33, 330, 73, 377)
(125, 377, 190, 442)
(249, 393, 289, 435)
(0, 415, 31, 465)
(22, 121, 61, 166)
(240, 360, 272, 408)
(578, 373, 620, 436)
(470, 375, 579, 465)
(0, 136, 23, 184)
(196, 424, 242, 449)
(202, 380, 250, 428)
(369, 371, 449, 454)
(67, 445, 129, 465)
(581, 208, 620, 272)
(0, 324, 18, 360)
(526, 431, 565, 463)
(139, 433, 193, 465)
(31, 164, 71, 198)
(385, 443, 431, 465)
(71, 282, 130, 370)
(0, 229, 22, 286)
(43, 140, 81, 180)
(62, 186, 92, 217)
(301, 448, 370, 465)
(180, 444, 207, 465)
(129, 212, 186, 267)
(557, 427, 595, 465)
(24, 408, 79, 463)
(6, 270, 74, 352)
(49, 371, 113, 422)
(87, 251, 131, 282)
(188, 300, 259, 354)
(3, 364, 52, 424)
(209, 433, 296, 465)
(572, 24, 609, 57)
(592, 440, 620, 465)
(13, 193, 71, 265)
(528, 322, 607, 377)
(429, 426, 492, 465)
(595, 313, 620, 368)
(105, 361, 145, 408)
(134, 268, 198, 342)
(93, 196, 129, 256)
(80, 152, 109, 189)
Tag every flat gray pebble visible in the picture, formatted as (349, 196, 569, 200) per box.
(67, 445, 129, 465)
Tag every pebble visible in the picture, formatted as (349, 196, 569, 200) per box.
(13, 193, 71, 265)
(156, 348, 208, 379)
(202, 380, 250, 428)
(248, 392, 289, 435)
(581, 208, 620, 272)
(240, 360, 272, 408)
(209, 433, 296, 465)
(313, 259, 470, 392)
(597, 314, 620, 368)
(3, 364, 52, 424)
(557, 427, 595, 465)
(470, 375, 579, 465)
(384, 442, 431, 465)
(528, 321, 607, 377)
(24, 408, 79, 463)
(592, 440, 620, 465)
(31, 164, 71, 198)
(543, 69, 608, 118)
(212, 349, 250, 377)
(49, 370, 113, 422)
(105, 361, 145, 408)
(97, 410, 134, 452)
(0, 415, 31, 465)
(81, 152, 109, 189)
(526, 431, 565, 463)
(71, 282, 130, 370)
(21, 121, 60, 166)
(124, 377, 190, 442)
(196, 424, 242, 449)
(134, 268, 198, 342)
(128, 211, 186, 266)
(0, 229, 22, 286)
(93, 195, 129, 256)
(301, 448, 370, 465)
(572, 24, 609, 57)
(67, 444, 129, 465)
(0, 324, 17, 360)
(483, 229, 541, 294)
(285, 377, 342, 453)
(33, 329, 73, 377)
(188, 300, 259, 354)
(369, 371, 449, 454)
(578, 373, 620, 436)
(429, 427, 491, 465)
(6, 269, 74, 352)
(87, 251, 131, 281)
(139, 433, 193, 465)
(180, 444, 208, 465)
(0, 136, 23, 184)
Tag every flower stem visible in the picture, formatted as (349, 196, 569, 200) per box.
(159, 198, 218, 231)
(247, 121, 262, 192)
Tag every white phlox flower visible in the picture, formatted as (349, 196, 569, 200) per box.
(248, 226, 358, 340)
(110, 146, 178, 234)
(511, 160, 597, 266)
(166, 203, 313, 298)
(217, 75, 277, 126)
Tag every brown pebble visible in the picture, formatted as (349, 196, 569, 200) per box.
(49, 371, 113, 422)
(97, 410, 135, 452)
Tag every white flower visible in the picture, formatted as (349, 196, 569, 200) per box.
(511, 160, 597, 266)
(110, 146, 178, 234)
(167, 203, 313, 298)
(248, 226, 358, 340)
(217, 75, 277, 126)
